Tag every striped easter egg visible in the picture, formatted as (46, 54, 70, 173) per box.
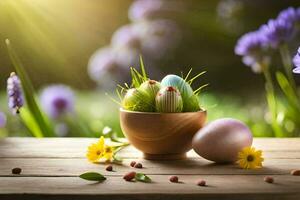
(139, 80, 161, 100)
(155, 86, 183, 113)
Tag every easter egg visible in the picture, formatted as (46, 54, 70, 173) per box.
(161, 74, 198, 112)
(122, 88, 154, 112)
(155, 86, 183, 113)
(139, 80, 161, 99)
(192, 118, 253, 163)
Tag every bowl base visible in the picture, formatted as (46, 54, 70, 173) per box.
(143, 153, 186, 160)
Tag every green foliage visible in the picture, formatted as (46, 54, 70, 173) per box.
(135, 173, 151, 183)
(130, 56, 148, 88)
(19, 108, 43, 138)
(122, 88, 154, 112)
(79, 172, 106, 182)
(6, 39, 54, 137)
(276, 72, 300, 111)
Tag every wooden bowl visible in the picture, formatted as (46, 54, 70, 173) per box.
(120, 109, 207, 160)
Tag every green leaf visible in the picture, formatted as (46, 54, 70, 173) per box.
(5, 39, 54, 137)
(79, 172, 106, 182)
(265, 90, 284, 137)
(184, 68, 193, 81)
(276, 71, 300, 110)
(112, 154, 123, 164)
(194, 83, 209, 95)
(187, 71, 206, 85)
(19, 108, 43, 138)
(135, 173, 151, 183)
(139, 55, 147, 79)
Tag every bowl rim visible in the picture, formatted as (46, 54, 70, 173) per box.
(119, 108, 207, 115)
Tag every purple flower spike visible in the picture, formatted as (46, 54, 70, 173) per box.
(235, 30, 270, 72)
(7, 72, 24, 114)
(0, 112, 7, 128)
(40, 85, 75, 119)
(235, 31, 267, 57)
(277, 7, 300, 25)
(260, 19, 294, 48)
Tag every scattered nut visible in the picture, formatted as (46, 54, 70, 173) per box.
(196, 179, 206, 186)
(134, 163, 143, 168)
(106, 165, 113, 171)
(291, 169, 300, 176)
(130, 161, 136, 167)
(169, 176, 179, 183)
(264, 176, 274, 183)
(12, 167, 22, 175)
(123, 171, 136, 182)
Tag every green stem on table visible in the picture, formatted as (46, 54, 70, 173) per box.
(279, 44, 297, 92)
(113, 142, 130, 149)
(262, 65, 284, 137)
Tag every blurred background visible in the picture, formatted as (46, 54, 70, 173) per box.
(1, 0, 300, 137)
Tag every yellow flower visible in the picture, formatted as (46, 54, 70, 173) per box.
(86, 136, 115, 162)
(237, 146, 264, 169)
(103, 146, 114, 160)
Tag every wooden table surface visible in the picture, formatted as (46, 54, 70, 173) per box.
(0, 138, 299, 200)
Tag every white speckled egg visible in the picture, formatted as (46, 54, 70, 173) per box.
(192, 118, 253, 163)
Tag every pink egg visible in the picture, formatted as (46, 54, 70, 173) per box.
(192, 118, 253, 163)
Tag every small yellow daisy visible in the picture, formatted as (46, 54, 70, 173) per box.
(86, 136, 115, 163)
(237, 146, 264, 169)
(103, 146, 114, 160)
(86, 142, 104, 163)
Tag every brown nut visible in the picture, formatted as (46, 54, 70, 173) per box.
(12, 168, 22, 175)
(264, 176, 274, 183)
(123, 171, 136, 181)
(291, 169, 300, 176)
(106, 165, 113, 171)
(196, 179, 206, 186)
(169, 176, 179, 183)
(130, 161, 136, 167)
(134, 163, 143, 168)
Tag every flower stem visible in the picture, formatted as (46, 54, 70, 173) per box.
(262, 65, 283, 137)
(279, 44, 297, 92)
(114, 142, 130, 148)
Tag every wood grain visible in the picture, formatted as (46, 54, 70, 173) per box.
(0, 175, 299, 200)
(0, 158, 299, 176)
(0, 138, 299, 158)
(0, 138, 299, 200)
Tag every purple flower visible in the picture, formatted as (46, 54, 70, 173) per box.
(40, 85, 74, 119)
(7, 72, 24, 114)
(293, 47, 300, 74)
(277, 7, 300, 25)
(134, 20, 181, 59)
(128, 0, 181, 22)
(293, 67, 300, 74)
(88, 48, 119, 80)
(111, 25, 141, 50)
(0, 112, 6, 128)
(235, 31, 267, 57)
(260, 19, 294, 48)
(111, 20, 180, 60)
(235, 30, 270, 72)
(88, 47, 131, 88)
